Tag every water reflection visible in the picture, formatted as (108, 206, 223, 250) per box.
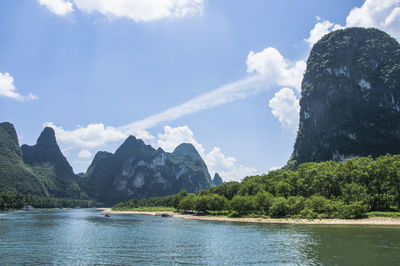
(0, 209, 400, 265)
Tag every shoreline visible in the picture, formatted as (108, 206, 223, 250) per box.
(97, 208, 400, 226)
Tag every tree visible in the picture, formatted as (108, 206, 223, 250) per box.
(231, 195, 254, 216)
(178, 194, 196, 210)
(207, 194, 228, 212)
(253, 191, 273, 214)
(171, 190, 188, 208)
(269, 197, 288, 218)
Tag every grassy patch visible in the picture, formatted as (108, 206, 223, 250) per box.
(112, 206, 176, 212)
(366, 212, 400, 218)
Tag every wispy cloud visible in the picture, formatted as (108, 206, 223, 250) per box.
(119, 75, 264, 134)
(38, 0, 204, 22)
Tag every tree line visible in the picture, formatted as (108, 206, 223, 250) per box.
(115, 154, 400, 219)
(0, 192, 96, 210)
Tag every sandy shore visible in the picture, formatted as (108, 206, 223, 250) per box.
(97, 208, 400, 226)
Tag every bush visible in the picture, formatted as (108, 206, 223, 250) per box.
(342, 183, 369, 204)
(177, 194, 196, 210)
(207, 194, 228, 212)
(196, 195, 211, 212)
(253, 191, 274, 214)
(304, 195, 331, 214)
(286, 196, 305, 216)
(339, 201, 368, 219)
(231, 195, 254, 216)
(269, 197, 288, 218)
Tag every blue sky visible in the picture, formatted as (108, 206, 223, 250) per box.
(1, 0, 399, 180)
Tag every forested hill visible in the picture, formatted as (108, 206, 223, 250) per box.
(0, 122, 47, 196)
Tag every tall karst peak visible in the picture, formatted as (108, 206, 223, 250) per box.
(212, 173, 224, 186)
(288, 27, 400, 168)
(22, 127, 74, 176)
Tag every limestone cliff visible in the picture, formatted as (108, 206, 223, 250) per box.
(288, 28, 400, 168)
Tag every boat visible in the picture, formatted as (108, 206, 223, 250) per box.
(105, 214, 111, 218)
(23, 205, 34, 211)
(160, 213, 173, 217)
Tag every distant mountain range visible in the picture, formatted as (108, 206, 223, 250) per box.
(83, 136, 214, 204)
(0, 122, 223, 204)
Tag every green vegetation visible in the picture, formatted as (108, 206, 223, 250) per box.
(0, 192, 96, 210)
(114, 154, 400, 219)
(21, 127, 85, 199)
(112, 206, 175, 212)
(0, 122, 47, 196)
(366, 211, 400, 218)
(113, 195, 173, 209)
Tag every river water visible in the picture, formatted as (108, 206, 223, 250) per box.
(1, 209, 400, 265)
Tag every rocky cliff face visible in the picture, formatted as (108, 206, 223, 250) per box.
(83, 136, 212, 204)
(288, 28, 400, 167)
(0, 122, 47, 196)
(21, 127, 84, 199)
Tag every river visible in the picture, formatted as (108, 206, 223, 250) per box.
(1, 209, 400, 265)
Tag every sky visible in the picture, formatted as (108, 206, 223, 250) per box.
(1, 0, 400, 181)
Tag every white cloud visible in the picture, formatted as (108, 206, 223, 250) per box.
(346, 0, 400, 40)
(39, 0, 204, 21)
(205, 147, 257, 182)
(61, 0, 203, 22)
(269, 166, 282, 171)
(305, 20, 343, 47)
(78, 149, 92, 158)
(246, 47, 306, 92)
(38, 0, 74, 16)
(269, 87, 300, 132)
(0, 72, 38, 101)
(43, 122, 149, 149)
(306, 0, 400, 48)
(157, 125, 205, 154)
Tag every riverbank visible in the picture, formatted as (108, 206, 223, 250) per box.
(97, 208, 400, 225)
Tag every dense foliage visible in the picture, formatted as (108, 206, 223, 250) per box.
(0, 192, 96, 210)
(113, 195, 173, 210)
(115, 154, 400, 219)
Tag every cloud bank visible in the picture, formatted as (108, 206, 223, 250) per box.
(38, 0, 203, 22)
